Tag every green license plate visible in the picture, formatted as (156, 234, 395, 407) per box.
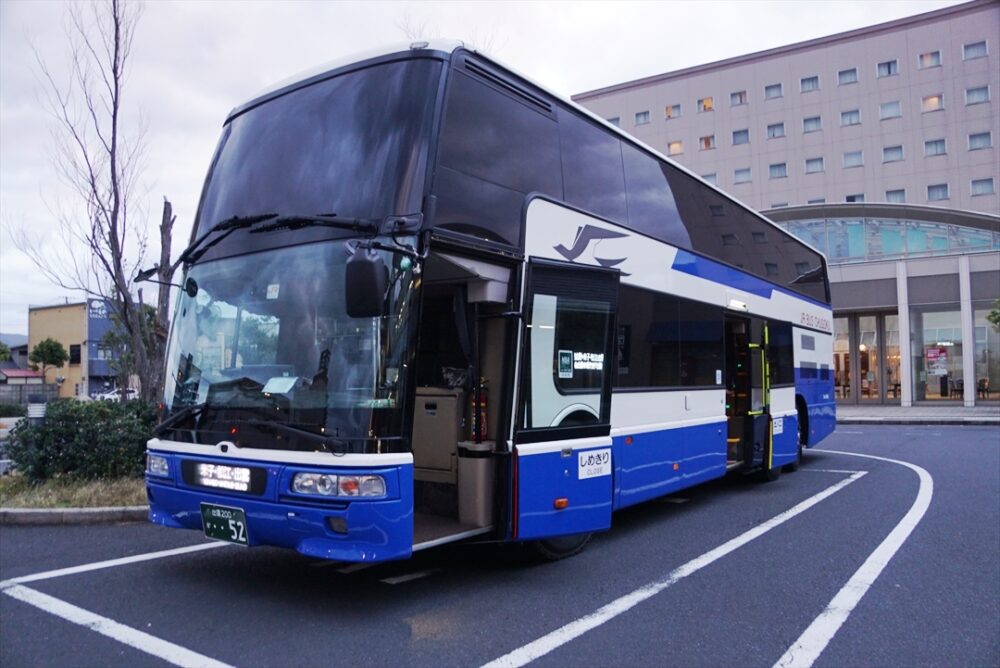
(200, 503, 249, 546)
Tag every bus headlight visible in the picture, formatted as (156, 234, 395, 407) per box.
(291, 472, 386, 498)
(146, 453, 169, 477)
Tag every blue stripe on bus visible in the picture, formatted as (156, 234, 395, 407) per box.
(794, 371, 836, 447)
(147, 453, 414, 562)
(671, 249, 831, 309)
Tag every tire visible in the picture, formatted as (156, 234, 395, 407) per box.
(760, 463, 782, 482)
(531, 533, 592, 561)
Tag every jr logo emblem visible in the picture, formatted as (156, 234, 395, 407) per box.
(554, 224, 629, 273)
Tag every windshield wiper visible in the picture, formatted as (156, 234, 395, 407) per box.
(241, 419, 349, 455)
(249, 213, 378, 236)
(179, 213, 279, 265)
(154, 402, 208, 437)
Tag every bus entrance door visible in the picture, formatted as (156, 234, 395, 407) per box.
(512, 260, 619, 540)
(725, 317, 771, 469)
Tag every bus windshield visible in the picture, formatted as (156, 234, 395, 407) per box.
(191, 57, 442, 261)
(161, 240, 416, 453)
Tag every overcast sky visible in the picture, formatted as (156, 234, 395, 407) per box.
(0, 0, 961, 336)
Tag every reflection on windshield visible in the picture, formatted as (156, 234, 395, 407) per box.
(162, 240, 415, 453)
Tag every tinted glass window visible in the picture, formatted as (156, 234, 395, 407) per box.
(621, 144, 689, 247)
(769, 322, 795, 385)
(679, 300, 724, 386)
(558, 108, 626, 223)
(616, 286, 680, 388)
(438, 69, 561, 198)
(194, 59, 441, 258)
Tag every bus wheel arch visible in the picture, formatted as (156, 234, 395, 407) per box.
(531, 532, 593, 561)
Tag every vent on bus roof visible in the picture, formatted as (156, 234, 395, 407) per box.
(464, 60, 552, 113)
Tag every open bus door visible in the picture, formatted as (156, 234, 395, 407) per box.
(725, 317, 775, 474)
(512, 260, 619, 542)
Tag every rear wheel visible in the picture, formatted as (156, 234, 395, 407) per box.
(531, 533, 592, 561)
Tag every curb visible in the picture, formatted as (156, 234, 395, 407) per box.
(0, 506, 148, 526)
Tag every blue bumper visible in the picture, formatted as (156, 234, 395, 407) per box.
(146, 452, 414, 563)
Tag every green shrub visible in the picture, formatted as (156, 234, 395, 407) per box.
(7, 399, 157, 482)
(0, 403, 27, 417)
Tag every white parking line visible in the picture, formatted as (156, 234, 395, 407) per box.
(4, 584, 233, 668)
(773, 449, 934, 668)
(380, 568, 440, 585)
(0, 541, 230, 589)
(481, 471, 866, 668)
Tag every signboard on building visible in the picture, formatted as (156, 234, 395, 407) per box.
(926, 347, 948, 376)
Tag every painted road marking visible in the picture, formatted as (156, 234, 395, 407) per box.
(482, 471, 867, 668)
(0, 541, 229, 589)
(773, 449, 934, 668)
(801, 469, 866, 474)
(381, 569, 441, 585)
(4, 584, 232, 668)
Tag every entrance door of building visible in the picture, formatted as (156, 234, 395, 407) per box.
(835, 312, 900, 405)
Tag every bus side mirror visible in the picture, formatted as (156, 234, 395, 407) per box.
(345, 248, 388, 318)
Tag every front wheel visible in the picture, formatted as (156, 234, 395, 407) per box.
(531, 533, 592, 561)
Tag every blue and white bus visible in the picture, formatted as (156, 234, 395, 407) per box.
(145, 41, 835, 561)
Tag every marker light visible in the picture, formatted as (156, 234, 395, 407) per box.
(291, 472, 386, 498)
(554, 497, 569, 510)
(146, 453, 169, 477)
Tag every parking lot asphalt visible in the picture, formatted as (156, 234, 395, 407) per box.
(2, 425, 998, 668)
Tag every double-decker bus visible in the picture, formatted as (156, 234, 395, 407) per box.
(145, 41, 835, 561)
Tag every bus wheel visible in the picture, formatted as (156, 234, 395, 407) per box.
(531, 533, 592, 561)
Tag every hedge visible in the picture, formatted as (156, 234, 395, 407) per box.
(7, 399, 157, 482)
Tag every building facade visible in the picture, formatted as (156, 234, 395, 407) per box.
(573, 0, 999, 406)
(27, 299, 119, 398)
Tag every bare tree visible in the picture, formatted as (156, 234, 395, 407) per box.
(12, 0, 173, 402)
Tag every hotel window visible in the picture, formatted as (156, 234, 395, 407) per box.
(764, 263, 780, 277)
(925, 138, 947, 156)
(883, 145, 904, 162)
(764, 83, 782, 99)
(770, 203, 788, 209)
(963, 40, 987, 60)
(843, 150, 863, 168)
(722, 233, 739, 245)
(734, 167, 751, 184)
(635, 110, 650, 125)
(838, 67, 858, 85)
(846, 193, 865, 203)
(800, 75, 819, 92)
(769, 162, 787, 179)
(698, 97, 714, 112)
(732, 128, 750, 145)
(927, 183, 949, 201)
(805, 157, 824, 173)
(730, 90, 748, 106)
(921, 94, 944, 112)
(69, 344, 81, 365)
(971, 178, 995, 196)
(885, 189, 906, 203)
(753, 232, 768, 243)
(795, 262, 811, 275)
(879, 100, 901, 119)
(710, 205, 726, 217)
(807, 198, 826, 204)
(877, 59, 898, 77)
(665, 104, 681, 119)
(803, 115, 822, 133)
(767, 122, 785, 139)
(699, 134, 716, 150)
(966, 86, 990, 105)
(667, 140, 683, 155)
(841, 109, 861, 126)
(918, 50, 941, 68)
(702, 173, 718, 185)
(969, 131, 993, 150)
(607, 117, 620, 127)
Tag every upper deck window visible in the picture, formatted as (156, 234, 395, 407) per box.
(194, 58, 442, 259)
